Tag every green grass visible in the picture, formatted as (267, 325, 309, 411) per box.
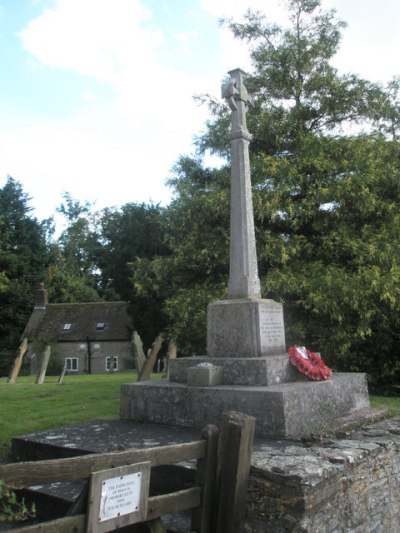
(0, 373, 140, 461)
(1, 375, 400, 462)
(370, 395, 400, 418)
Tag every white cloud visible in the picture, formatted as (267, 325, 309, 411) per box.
(18, 0, 161, 82)
(18, 0, 212, 135)
(2, 0, 399, 228)
(329, 0, 400, 82)
(7, 0, 215, 222)
(199, 0, 288, 75)
(199, 0, 287, 21)
(0, 114, 177, 215)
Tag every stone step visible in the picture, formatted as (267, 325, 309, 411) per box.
(334, 407, 388, 434)
(121, 373, 372, 438)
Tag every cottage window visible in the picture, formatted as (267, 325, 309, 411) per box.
(96, 322, 105, 330)
(65, 357, 78, 371)
(105, 356, 118, 372)
(62, 323, 72, 331)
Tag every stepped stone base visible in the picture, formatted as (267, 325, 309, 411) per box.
(120, 373, 370, 438)
(169, 355, 297, 386)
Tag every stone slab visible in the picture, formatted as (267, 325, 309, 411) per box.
(11, 415, 398, 533)
(11, 419, 201, 462)
(246, 417, 400, 532)
(170, 355, 297, 386)
(207, 298, 286, 358)
(120, 373, 370, 438)
(187, 364, 223, 387)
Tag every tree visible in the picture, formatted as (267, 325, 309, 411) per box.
(94, 202, 169, 348)
(95, 203, 168, 300)
(219, 0, 400, 389)
(56, 193, 100, 285)
(0, 177, 52, 375)
(135, 0, 400, 390)
(133, 159, 230, 354)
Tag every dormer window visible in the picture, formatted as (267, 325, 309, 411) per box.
(96, 322, 105, 330)
(63, 323, 72, 331)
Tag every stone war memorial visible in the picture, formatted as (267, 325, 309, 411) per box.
(120, 69, 376, 439)
(6, 70, 400, 533)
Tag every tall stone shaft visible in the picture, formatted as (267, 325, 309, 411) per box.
(222, 68, 261, 299)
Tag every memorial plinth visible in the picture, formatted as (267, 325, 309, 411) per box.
(120, 68, 374, 438)
(121, 374, 370, 438)
(207, 298, 286, 358)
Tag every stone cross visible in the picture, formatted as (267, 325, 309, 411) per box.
(222, 68, 261, 299)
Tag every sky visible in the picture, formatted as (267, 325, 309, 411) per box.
(0, 0, 399, 229)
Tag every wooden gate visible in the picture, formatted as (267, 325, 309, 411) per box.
(0, 411, 255, 533)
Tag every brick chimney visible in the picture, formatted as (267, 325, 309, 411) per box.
(34, 282, 48, 309)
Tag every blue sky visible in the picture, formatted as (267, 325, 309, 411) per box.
(0, 0, 399, 229)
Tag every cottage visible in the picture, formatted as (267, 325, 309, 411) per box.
(23, 283, 134, 374)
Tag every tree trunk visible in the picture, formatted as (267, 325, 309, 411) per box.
(138, 335, 163, 382)
(164, 340, 177, 376)
(132, 331, 146, 373)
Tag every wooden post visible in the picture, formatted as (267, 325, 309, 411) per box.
(216, 411, 255, 533)
(138, 334, 163, 381)
(8, 338, 28, 384)
(191, 424, 219, 533)
(58, 362, 67, 385)
(36, 345, 51, 384)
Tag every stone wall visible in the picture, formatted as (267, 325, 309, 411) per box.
(245, 417, 400, 532)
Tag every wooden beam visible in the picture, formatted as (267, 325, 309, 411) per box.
(9, 514, 86, 533)
(145, 487, 202, 520)
(191, 424, 219, 533)
(36, 345, 51, 385)
(10, 488, 202, 533)
(58, 362, 67, 385)
(8, 338, 28, 384)
(216, 411, 255, 533)
(0, 440, 206, 486)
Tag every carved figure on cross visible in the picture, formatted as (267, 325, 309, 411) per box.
(222, 69, 252, 141)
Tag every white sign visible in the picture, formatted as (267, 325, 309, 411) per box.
(99, 472, 142, 522)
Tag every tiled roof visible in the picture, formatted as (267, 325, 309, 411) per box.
(23, 301, 133, 342)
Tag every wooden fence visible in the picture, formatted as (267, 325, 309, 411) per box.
(0, 411, 255, 533)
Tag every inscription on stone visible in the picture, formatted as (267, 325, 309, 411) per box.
(258, 304, 286, 353)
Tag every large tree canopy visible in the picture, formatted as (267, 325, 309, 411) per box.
(0, 177, 52, 375)
(135, 0, 400, 390)
(95, 202, 169, 347)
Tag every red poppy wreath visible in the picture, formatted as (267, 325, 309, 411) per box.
(288, 346, 332, 381)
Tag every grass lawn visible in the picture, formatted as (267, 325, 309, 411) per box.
(1, 374, 399, 462)
(370, 395, 400, 418)
(0, 372, 140, 461)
